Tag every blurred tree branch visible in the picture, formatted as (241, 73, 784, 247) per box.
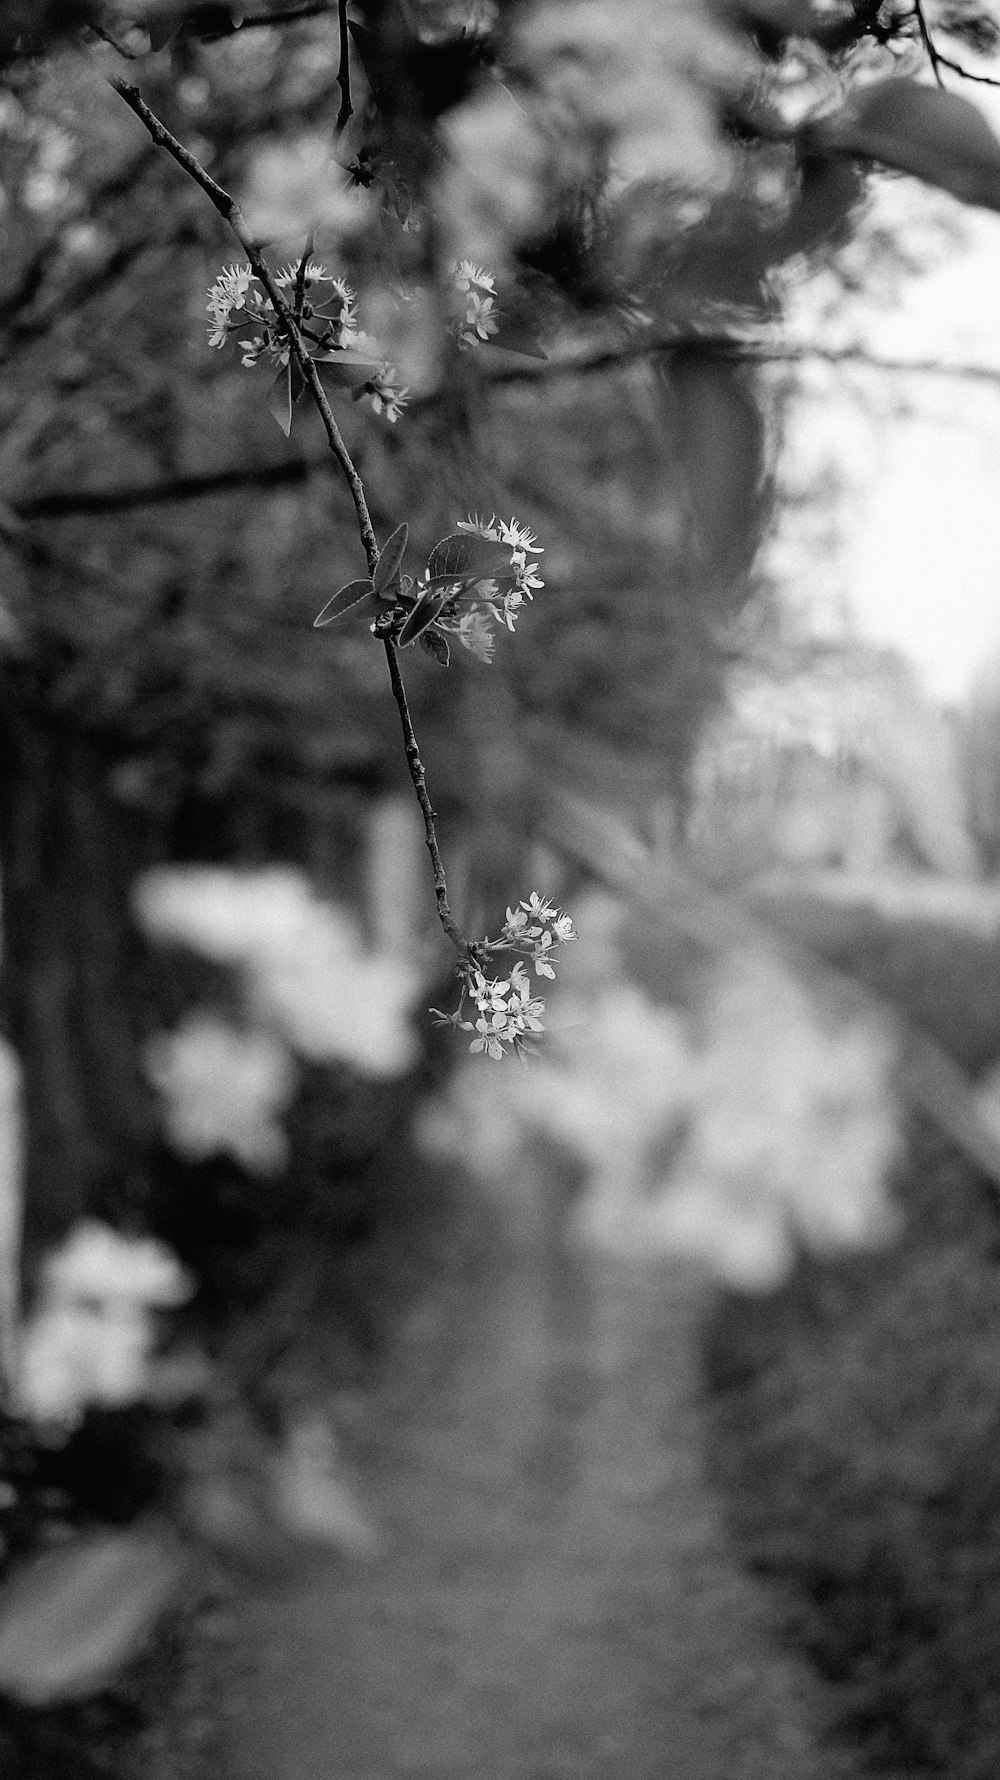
(14, 339, 1000, 521)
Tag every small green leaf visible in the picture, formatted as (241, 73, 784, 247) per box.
(266, 366, 293, 436)
(397, 588, 449, 647)
(313, 579, 376, 627)
(420, 630, 451, 666)
(373, 523, 409, 597)
(314, 355, 386, 387)
(426, 532, 515, 581)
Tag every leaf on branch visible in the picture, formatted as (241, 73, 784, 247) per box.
(314, 355, 389, 387)
(148, 16, 183, 50)
(373, 523, 409, 596)
(313, 579, 376, 627)
(804, 77, 1000, 214)
(266, 366, 294, 437)
(479, 321, 549, 360)
(420, 629, 451, 666)
(397, 588, 450, 647)
(426, 532, 516, 581)
(0, 1521, 186, 1705)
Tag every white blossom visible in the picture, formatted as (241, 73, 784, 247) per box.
(206, 263, 255, 346)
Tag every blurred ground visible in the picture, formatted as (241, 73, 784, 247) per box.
(224, 1197, 866, 1780)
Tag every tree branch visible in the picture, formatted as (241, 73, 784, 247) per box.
(381, 639, 468, 957)
(111, 76, 379, 573)
(16, 339, 1000, 521)
(439, 332, 1000, 394)
(108, 76, 474, 960)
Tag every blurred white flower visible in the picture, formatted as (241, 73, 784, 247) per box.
(133, 866, 316, 964)
(134, 868, 423, 1078)
(18, 1220, 196, 1428)
(245, 902, 422, 1076)
(237, 133, 370, 242)
(420, 928, 904, 1291)
(146, 1012, 297, 1177)
(20, 1302, 151, 1424)
(40, 1219, 194, 1308)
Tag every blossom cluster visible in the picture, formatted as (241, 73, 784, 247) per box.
(432, 894, 576, 1059)
(205, 260, 409, 421)
(429, 513, 544, 663)
(450, 260, 500, 349)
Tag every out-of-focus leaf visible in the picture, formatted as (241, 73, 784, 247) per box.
(397, 587, 450, 648)
(148, 17, 182, 50)
(373, 523, 409, 596)
(266, 366, 294, 437)
(313, 579, 376, 628)
(480, 322, 549, 360)
(774, 153, 867, 261)
(0, 1520, 186, 1705)
(666, 352, 766, 587)
(179, 1474, 299, 1584)
(426, 532, 514, 581)
(805, 77, 1000, 213)
(270, 1413, 378, 1558)
(420, 630, 451, 666)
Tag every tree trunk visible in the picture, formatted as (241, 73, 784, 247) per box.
(0, 687, 160, 1282)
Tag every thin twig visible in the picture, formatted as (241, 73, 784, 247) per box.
(109, 76, 472, 957)
(912, 0, 946, 86)
(427, 331, 1000, 394)
(110, 77, 378, 573)
(293, 232, 314, 321)
(381, 640, 470, 957)
(923, 46, 1000, 86)
(336, 0, 353, 132)
(910, 0, 1000, 87)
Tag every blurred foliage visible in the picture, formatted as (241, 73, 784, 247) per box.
(703, 904, 1000, 1774)
(704, 1114, 1000, 1779)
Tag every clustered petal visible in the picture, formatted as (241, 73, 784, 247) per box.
(450, 260, 500, 350)
(206, 260, 399, 422)
(435, 514, 544, 660)
(431, 895, 576, 1059)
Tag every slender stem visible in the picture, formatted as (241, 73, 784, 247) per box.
(336, 0, 353, 132)
(110, 77, 379, 573)
(907, 0, 1000, 88)
(381, 640, 470, 958)
(109, 76, 471, 955)
(912, 0, 947, 86)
